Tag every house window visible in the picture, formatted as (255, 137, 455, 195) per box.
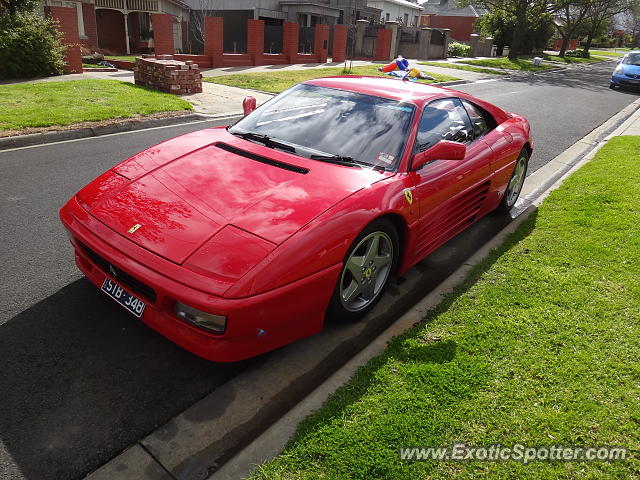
(414, 15, 419, 26)
(385, 12, 390, 21)
(403, 13, 408, 25)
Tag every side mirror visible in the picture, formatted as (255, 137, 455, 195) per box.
(243, 96, 256, 116)
(412, 140, 466, 170)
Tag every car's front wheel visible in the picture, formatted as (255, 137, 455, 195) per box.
(497, 148, 529, 212)
(327, 218, 399, 322)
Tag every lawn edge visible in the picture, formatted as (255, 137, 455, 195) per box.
(0, 113, 234, 151)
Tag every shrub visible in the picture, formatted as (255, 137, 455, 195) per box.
(448, 42, 471, 57)
(82, 52, 104, 64)
(0, 12, 65, 79)
(565, 49, 590, 58)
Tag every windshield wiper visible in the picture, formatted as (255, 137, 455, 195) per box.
(230, 130, 296, 153)
(310, 154, 385, 171)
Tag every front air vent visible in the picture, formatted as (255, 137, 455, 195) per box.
(214, 142, 309, 174)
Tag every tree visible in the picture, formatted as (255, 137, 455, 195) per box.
(189, 0, 220, 53)
(0, 0, 38, 15)
(582, 0, 630, 54)
(477, 9, 555, 55)
(464, 0, 554, 59)
(552, 0, 592, 56)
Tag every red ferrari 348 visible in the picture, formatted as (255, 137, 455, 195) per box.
(60, 76, 532, 362)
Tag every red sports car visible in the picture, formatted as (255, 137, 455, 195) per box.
(60, 76, 532, 362)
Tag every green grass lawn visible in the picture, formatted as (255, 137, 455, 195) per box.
(252, 135, 640, 479)
(419, 61, 509, 75)
(82, 63, 108, 69)
(589, 48, 637, 57)
(203, 65, 460, 94)
(542, 54, 609, 64)
(0, 79, 192, 130)
(105, 55, 138, 62)
(455, 57, 556, 71)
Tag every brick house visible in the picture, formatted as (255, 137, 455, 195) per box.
(367, 0, 423, 27)
(42, 0, 190, 54)
(419, 0, 486, 42)
(184, 0, 381, 54)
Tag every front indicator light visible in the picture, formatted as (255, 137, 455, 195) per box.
(174, 302, 227, 333)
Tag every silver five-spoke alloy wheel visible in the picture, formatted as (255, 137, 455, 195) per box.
(504, 153, 528, 208)
(339, 231, 393, 312)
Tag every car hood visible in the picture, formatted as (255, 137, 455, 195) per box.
(618, 63, 640, 75)
(82, 128, 391, 265)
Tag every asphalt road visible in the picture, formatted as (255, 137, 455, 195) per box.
(0, 61, 637, 480)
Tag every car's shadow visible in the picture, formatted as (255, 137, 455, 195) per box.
(0, 281, 258, 480)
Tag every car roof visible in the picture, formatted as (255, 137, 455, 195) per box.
(304, 76, 450, 104)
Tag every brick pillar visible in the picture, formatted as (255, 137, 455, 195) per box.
(45, 6, 82, 74)
(313, 24, 329, 63)
(355, 19, 367, 56)
(385, 21, 400, 59)
(469, 33, 480, 57)
(247, 19, 264, 65)
(151, 13, 174, 55)
(204, 16, 223, 67)
(418, 28, 432, 60)
(283, 21, 299, 63)
(441, 28, 451, 59)
(332, 25, 347, 62)
(375, 28, 392, 61)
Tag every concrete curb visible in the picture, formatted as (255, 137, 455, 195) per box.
(209, 98, 640, 480)
(0, 113, 218, 151)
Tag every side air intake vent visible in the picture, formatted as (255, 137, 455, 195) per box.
(214, 142, 309, 174)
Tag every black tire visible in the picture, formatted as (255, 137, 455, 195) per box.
(610, 83, 617, 89)
(497, 148, 529, 213)
(327, 218, 399, 323)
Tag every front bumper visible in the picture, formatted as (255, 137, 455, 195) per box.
(60, 196, 341, 362)
(611, 73, 640, 87)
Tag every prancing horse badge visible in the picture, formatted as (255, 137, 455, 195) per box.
(128, 223, 141, 234)
(403, 189, 413, 206)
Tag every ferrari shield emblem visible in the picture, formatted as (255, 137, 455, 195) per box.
(403, 189, 413, 206)
(128, 223, 141, 234)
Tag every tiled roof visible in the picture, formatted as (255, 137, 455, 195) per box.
(419, 0, 484, 17)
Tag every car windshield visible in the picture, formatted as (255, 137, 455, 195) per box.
(229, 84, 415, 170)
(623, 53, 640, 65)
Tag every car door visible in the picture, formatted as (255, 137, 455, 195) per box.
(461, 98, 521, 201)
(409, 97, 495, 260)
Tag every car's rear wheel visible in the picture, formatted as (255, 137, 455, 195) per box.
(327, 218, 399, 322)
(498, 148, 529, 213)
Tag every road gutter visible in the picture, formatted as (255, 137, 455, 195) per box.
(84, 98, 640, 480)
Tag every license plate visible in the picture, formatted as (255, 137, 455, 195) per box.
(101, 277, 146, 318)
(628, 79, 640, 84)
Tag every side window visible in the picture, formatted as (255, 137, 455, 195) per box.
(461, 99, 496, 140)
(416, 98, 473, 152)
